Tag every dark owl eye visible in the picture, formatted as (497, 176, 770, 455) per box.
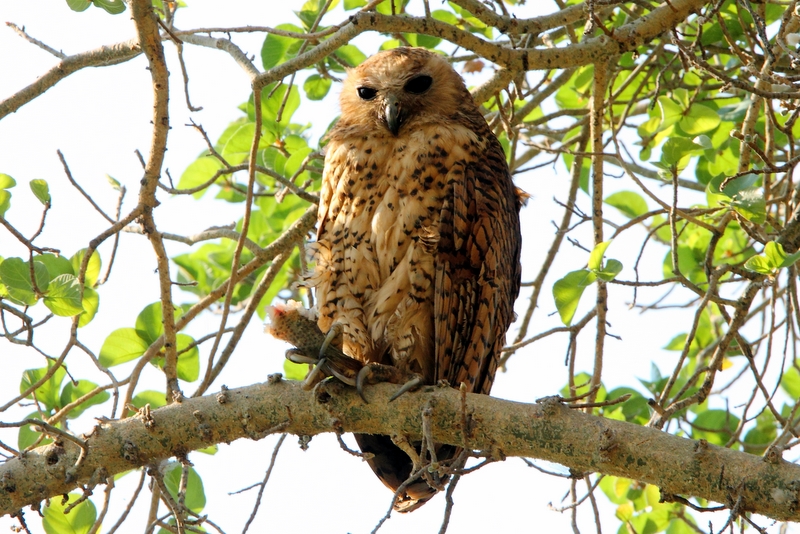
(357, 87, 377, 100)
(404, 75, 433, 94)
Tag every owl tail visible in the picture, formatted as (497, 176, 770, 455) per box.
(354, 433, 460, 512)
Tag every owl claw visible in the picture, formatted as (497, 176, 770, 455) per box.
(389, 376, 423, 402)
(356, 366, 371, 403)
(304, 357, 328, 388)
(319, 322, 344, 361)
(285, 348, 316, 365)
(356, 363, 423, 403)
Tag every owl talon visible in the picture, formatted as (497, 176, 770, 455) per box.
(319, 322, 344, 361)
(356, 363, 423, 403)
(356, 366, 371, 403)
(389, 376, 423, 402)
(285, 348, 316, 365)
(302, 357, 328, 390)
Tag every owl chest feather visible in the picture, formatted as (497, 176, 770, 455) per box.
(315, 125, 477, 372)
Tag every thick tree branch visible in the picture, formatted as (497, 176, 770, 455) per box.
(0, 380, 798, 522)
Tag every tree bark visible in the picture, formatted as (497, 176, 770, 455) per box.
(1, 378, 798, 521)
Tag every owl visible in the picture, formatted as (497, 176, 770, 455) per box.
(306, 47, 522, 511)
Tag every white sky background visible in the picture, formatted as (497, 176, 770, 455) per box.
(0, 1, 792, 533)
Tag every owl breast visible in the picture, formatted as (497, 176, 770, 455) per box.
(310, 123, 478, 382)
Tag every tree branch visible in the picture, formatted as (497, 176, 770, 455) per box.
(1, 380, 798, 522)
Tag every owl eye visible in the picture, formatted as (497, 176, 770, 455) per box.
(404, 75, 433, 94)
(357, 87, 378, 100)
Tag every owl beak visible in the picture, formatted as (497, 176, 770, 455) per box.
(384, 94, 402, 136)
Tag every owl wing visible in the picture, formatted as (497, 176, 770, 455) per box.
(434, 143, 522, 395)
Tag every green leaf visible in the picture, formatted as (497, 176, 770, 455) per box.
(261, 83, 301, 130)
(42, 492, 97, 534)
(0, 173, 16, 189)
(600, 476, 633, 505)
(44, 274, 84, 317)
(18, 411, 52, 450)
(70, 249, 102, 287)
(743, 255, 774, 275)
(707, 173, 759, 198)
(679, 104, 721, 135)
(284, 359, 308, 381)
(261, 23, 303, 70)
(432, 9, 459, 25)
(93, 0, 126, 14)
(0, 190, 10, 217)
(284, 147, 314, 179)
(660, 137, 702, 166)
(303, 74, 332, 101)
(163, 462, 206, 513)
(691, 409, 740, 446)
(744, 242, 800, 274)
(605, 191, 648, 218)
(0, 257, 50, 305)
(99, 328, 150, 367)
(21, 365, 66, 411)
(335, 44, 367, 67)
(597, 258, 623, 282)
(130, 390, 167, 412)
(78, 287, 100, 328)
(344, 0, 367, 8)
(657, 96, 684, 130)
(65, 0, 91, 12)
(34, 254, 74, 279)
(60, 380, 110, 419)
(588, 240, 612, 271)
(153, 334, 200, 382)
(178, 156, 223, 199)
(29, 179, 51, 205)
(764, 241, 786, 268)
(106, 174, 122, 190)
(693, 134, 713, 150)
(729, 187, 765, 224)
(136, 302, 168, 345)
(553, 269, 596, 325)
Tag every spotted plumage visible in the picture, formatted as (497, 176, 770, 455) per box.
(306, 47, 522, 511)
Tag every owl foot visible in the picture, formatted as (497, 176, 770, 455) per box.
(319, 321, 344, 360)
(356, 363, 423, 404)
(285, 347, 361, 390)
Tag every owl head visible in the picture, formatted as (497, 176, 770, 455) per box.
(337, 47, 472, 137)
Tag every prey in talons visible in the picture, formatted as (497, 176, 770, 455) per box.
(266, 300, 422, 401)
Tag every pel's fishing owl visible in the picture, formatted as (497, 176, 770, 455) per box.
(307, 47, 522, 511)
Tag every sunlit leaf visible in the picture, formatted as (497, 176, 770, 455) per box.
(284, 359, 308, 381)
(70, 249, 102, 287)
(588, 240, 612, 271)
(605, 191, 648, 218)
(657, 96, 683, 130)
(99, 328, 150, 367)
(29, 179, 50, 205)
(60, 380, 110, 419)
(261, 23, 303, 70)
(178, 156, 224, 199)
(21, 365, 66, 411)
(679, 104, 721, 135)
(0, 173, 16, 189)
(43, 274, 84, 316)
(303, 74, 332, 101)
(553, 269, 596, 325)
(42, 492, 96, 534)
(78, 286, 100, 328)
(163, 462, 207, 513)
(65, 0, 91, 12)
(0, 190, 10, 217)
